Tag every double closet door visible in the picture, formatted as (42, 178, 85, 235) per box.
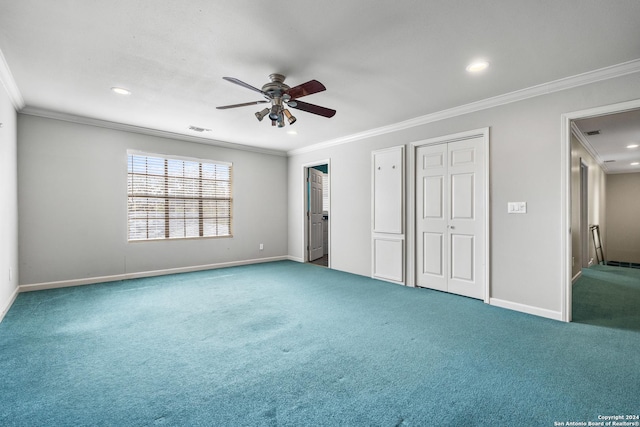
(416, 136, 486, 300)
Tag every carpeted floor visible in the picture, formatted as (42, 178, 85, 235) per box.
(1, 261, 638, 426)
(572, 264, 640, 331)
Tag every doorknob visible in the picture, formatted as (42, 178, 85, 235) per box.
(449, 226, 455, 229)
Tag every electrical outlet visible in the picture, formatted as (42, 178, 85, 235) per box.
(259, 243, 264, 251)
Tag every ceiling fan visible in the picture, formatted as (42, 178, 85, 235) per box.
(216, 73, 336, 127)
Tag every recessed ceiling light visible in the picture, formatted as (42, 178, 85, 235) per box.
(466, 60, 490, 73)
(627, 144, 639, 149)
(631, 162, 640, 166)
(287, 130, 298, 135)
(111, 87, 131, 95)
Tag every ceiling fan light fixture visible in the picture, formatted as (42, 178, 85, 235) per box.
(269, 105, 281, 121)
(283, 109, 297, 125)
(255, 108, 269, 121)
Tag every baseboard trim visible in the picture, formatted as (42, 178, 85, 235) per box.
(19, 256, 289, 293)
(572, 270, 582, 284)
(0, 286, 20, 323)
(287, 255, 305, 263)
(489, 298, 563, 321)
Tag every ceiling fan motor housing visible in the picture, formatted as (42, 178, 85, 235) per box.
(262, 74, 289, 98)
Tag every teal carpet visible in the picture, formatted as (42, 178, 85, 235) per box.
(572, 264, 640, 331)
(1, 261, 638, 426)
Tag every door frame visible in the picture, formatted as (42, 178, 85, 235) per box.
(560, 98, 640, 322)
(579, 160, 589, 268)
(407, 127, 490, 303)
(302, 159, 331, 266)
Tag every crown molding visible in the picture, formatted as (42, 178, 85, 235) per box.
(288, 58, 640, 156)
(570, 121, 608, 173)
(19, 106, 287, 157)
(0, 49, 25, 110)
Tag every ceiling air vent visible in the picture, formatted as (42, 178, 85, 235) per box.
(189, 126, 211, 133)
(585, 130, 601, 136)
(604, 160, 616, 163)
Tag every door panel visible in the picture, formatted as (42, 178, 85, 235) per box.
(423, 151, 445, 169)
(423, 232, 444, 277)
(373, 148, 404, 233)
(373, 238, 404, 282)
(423, 176, 444, 218)
(450, 234, 474, 281)
(451, 173, 474, 220)
(451, 147, 475, 166)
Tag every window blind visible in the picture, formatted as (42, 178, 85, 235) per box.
(322, 173, 329, 212)
(127, 152, 232, 241)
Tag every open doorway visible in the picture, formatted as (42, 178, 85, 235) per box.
(303, 161, 330, 268)
(562, 99, 640, 322)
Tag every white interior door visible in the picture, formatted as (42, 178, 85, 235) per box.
(416, 136, 485, 300)
(308, 167, 324, 261)
(416, 143, 449, 292)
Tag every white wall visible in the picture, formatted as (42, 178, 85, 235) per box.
(288, 72, 640, 318)
(606, 172, 640, 264)
(0, 81, 18, 319)
(570, 134, 607, 277)
(18, 115, 288, 286)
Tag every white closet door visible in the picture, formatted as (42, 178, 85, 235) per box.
(447, 137, 484, 299)
(416, 143, 448, 292)
(416, 136, 485, 299)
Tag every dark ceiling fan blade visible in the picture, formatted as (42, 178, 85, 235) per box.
(285, 80, 326, 99)
(222, 77, 270, 97)
(289, 100, 336, 118)
(216, 100, 269, 110)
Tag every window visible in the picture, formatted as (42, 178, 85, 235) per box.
(127, 151, 232, 241)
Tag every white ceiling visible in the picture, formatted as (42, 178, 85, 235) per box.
(1, 0, 640, 154)
(574, 109, 640, 174)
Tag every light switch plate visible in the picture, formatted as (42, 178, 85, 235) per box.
(508, 202, 527, 214)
